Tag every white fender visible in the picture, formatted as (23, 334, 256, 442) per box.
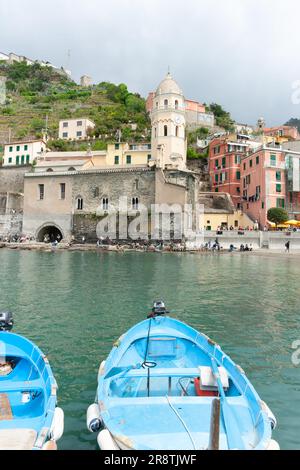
(87, 403, 102, 432)
(98, 360, 106, 378)
(261, 400, 277, 429)
(97, 429, 119, 450)
(266, 439, 280, 450)
(49, 407, 64, 442)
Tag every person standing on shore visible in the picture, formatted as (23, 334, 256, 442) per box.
(285, 240, 290, 253)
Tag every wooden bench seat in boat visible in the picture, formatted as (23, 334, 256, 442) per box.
(116, 367, 200, 378)
(0, 429, 37, 450)
(116, 367, 228, 382)
(0, 393, 13, 421)
(0, 378, 43, 393)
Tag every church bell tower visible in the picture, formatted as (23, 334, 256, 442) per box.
(150, 72, 187, 170)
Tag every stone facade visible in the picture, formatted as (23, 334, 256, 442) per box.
(72, 168, 156, 241)
(0, 166, 28, 194)
(23, 167, 157, 241)
(0, 192, 23, 238)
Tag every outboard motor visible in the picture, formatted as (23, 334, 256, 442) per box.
(148, 300, 169, 318)
(0, 311, 14, 331)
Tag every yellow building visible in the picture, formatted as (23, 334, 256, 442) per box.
(34, 142, 152, 172)
(105, 142, 152, 167)
(203, 210, 255, 231)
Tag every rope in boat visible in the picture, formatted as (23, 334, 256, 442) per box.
(165, 394, 197, 450)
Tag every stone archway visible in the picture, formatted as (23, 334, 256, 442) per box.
(36, 224, 64, 243)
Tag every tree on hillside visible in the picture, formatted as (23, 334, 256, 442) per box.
(188, 127, 209, 145)
(206, 102, 235, 131)
(267, 207, 288, 226)
(285, 118, 300, 133)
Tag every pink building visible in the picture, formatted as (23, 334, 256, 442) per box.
(185, 99, 206, 114)
(240, 148, 288, 227)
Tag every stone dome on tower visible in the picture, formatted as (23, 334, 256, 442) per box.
(155, 72, 183, 96)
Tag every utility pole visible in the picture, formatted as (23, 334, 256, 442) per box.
(66, 49, 71, 72)
(45, 114, 48, 141)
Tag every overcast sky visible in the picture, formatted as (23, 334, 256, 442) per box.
(1, 0, 300, 126)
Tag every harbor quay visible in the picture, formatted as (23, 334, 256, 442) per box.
(1, 230, 300, 252)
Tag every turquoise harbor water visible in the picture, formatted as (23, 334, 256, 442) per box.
(0, 249, 299, 450)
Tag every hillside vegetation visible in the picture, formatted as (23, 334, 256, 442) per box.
(0, 61, 236, 159)
(285, 118, 300, 133)
(0, 61, 150, 150)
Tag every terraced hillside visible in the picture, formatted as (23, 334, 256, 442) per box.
(0, 61, 151, 152)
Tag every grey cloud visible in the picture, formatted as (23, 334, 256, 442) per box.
(1, 0, 300, 125)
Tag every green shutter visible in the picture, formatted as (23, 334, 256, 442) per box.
(276, 184, 281, 193)
(276, 198, 284, 208)
(276, 171, 281, 181)
(236, 171, 240, 180)
(256, 156, 259, 164)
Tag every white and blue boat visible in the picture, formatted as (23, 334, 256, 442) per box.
(0, 312, 64, 450)
(87, 302, 279, 451)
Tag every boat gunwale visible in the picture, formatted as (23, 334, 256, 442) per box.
(98, 315, 272, 450)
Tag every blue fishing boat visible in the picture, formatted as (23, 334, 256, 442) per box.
(0, 312, 64, 450)
(87, 301, 279, 450)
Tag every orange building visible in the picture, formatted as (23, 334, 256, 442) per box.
(263, 125, 300, 140)
(208, 134, 259, 208)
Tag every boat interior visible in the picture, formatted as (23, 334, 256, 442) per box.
(108, 337, 241, 398)
(104, 335, 263, 450)
(0, 343, 50, 444)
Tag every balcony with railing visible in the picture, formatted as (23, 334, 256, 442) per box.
(286, 203, 300, 214)
(151, 104, 186, 114)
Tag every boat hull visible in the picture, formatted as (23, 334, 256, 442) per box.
(90, 315, 278, 450)
(0, 331, 63, 450)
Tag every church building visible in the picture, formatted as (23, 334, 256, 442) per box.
(22, 73, 199, 242)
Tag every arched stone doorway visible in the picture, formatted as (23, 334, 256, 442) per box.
(37, 224, 63, 243)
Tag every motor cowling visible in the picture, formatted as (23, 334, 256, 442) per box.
(0, 311, 14, 331)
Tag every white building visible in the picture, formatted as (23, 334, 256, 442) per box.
(234, 123, 255, 134)
(150, 72, 187, 170)
(59, 118, 96, 140)
(3, 140, 46, 167)
(80, 75, 92, 87)
(0, 52, 9, 62)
